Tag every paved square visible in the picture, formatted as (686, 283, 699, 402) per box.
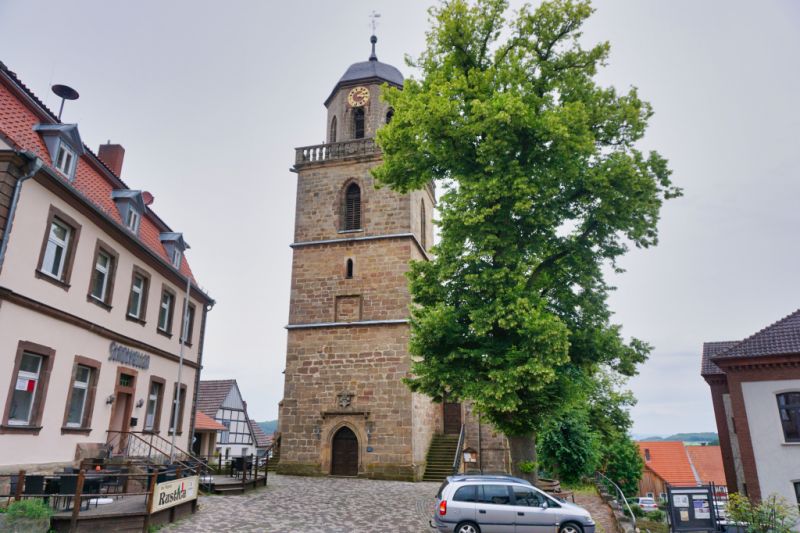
(163, 474, 440, 532)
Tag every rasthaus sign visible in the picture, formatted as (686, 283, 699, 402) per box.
(151, 475, 198, 513)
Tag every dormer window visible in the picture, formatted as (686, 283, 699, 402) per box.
(54, 144, 76, 176)
(171, 248, 182, 269)
(125, 208, 140, 233)
(112, 190, 145, 235)
(33, 123, 83, 181)
(160, 232, 189, 271)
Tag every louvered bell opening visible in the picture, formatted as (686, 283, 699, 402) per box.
(345, 184, 361, 230)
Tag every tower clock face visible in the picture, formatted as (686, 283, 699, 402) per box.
(347, 86, 370, 107)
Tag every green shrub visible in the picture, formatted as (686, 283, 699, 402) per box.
(648, 509, 666, 522)
(727, 493, 798, 533)
(6, 499, 51, 520)
(623, 503, 645, 518)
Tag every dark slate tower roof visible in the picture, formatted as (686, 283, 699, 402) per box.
(324, 35, 404, 106)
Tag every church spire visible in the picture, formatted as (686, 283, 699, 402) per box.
(369, 35, 378, 62)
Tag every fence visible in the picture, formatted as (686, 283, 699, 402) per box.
(1, 466, 182, 531)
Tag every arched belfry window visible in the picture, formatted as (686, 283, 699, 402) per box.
(386, 108, 394, 124)
(354, 108, 365, 139)
(420, 201, 427, 249)
(330, 116, 337, 143)
(344, 183, 362, 231)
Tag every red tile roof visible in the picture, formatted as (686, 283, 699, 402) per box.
(195, 411, 226, 432)
(686, 446, 726, 487)
(248, 419, 272, 448)
(637, 441, 699, 486)
(0, 61, 199, 284)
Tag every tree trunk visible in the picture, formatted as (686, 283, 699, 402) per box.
(508, 434, 538, 485)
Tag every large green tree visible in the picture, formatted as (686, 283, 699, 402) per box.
(373, 0, 680, 481)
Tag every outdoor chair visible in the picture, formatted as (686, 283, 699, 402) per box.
(23, 475, 45, 495)
(100, 468, 124, 497)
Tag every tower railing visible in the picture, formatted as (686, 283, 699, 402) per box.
(295, 138, 380, 166)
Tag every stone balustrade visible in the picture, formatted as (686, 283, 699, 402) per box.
(295, 138, 380, 166)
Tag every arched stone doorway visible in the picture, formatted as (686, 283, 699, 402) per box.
(331, 426, 358, 476)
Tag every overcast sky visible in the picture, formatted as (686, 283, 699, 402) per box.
(1, 1, 798, 437)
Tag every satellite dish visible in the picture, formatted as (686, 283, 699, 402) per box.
(51, 84, 79, 120)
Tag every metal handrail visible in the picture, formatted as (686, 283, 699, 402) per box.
(595, 470, 637, 530)
(452, 424, 466, 475)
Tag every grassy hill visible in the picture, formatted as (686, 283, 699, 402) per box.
(257, 420, 278, 435)
(639, 432, 719, 444)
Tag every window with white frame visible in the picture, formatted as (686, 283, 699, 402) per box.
(8, 353, 43, 425)
(144, 381, 162, 431)
(90, 250, 113, 302)
(54, 143, 75, 177)
(42, 220, 71, 279)
(158, 290, 174, 333)
(125, 208, 141, 233)
(171, 248, 182, 269)
(128, 273, 147, 319)
(65, 365, 92, 427)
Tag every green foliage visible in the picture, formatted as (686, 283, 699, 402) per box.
(538, 410, 600, 483)
(373, 0, 678, 471)
(727, 493, 798, 533)
(601, 435, 643, 497)
(5, 499, 51, 520)
(623, 503, 645, 518)
(648, 509, 666, 522)
(517, 460, 537, 473)
(637, 519, 668, 533)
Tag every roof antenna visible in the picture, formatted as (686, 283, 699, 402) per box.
(369, 11, 381, 61)
(51, 84, 79, 121)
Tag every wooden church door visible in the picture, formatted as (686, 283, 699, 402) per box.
(331, 426, 359, 476)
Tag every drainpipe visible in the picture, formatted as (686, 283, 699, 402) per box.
(0, 152, 43, 275)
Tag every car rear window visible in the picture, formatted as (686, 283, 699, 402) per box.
(453, 485, 477, 502)
(436, 481, 448, 500)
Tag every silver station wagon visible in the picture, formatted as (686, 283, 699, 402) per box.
(432, 475, 596, 533)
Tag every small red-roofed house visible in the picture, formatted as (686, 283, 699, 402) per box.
(686, 445, 727, 497)
(194, 411, 226, 457)
(637, 441, 700, 500)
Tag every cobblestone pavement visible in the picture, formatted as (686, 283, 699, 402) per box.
(164, 475, 616, 533)
(574, 491, 618, 533)
(163, 474, 440, 533)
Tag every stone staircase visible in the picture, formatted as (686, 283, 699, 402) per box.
(422, 434, 460, 482)
(267, 444, 280, 472)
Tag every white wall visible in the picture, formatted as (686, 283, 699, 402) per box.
(741, 379, 800, 506)
(0, 301, 197, 466)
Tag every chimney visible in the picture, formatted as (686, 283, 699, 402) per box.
(98, 141, 125, 176)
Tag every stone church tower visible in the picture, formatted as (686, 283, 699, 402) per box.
(276, 37, 442, 480)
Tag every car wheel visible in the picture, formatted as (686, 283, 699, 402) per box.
(559, 522, 584, 533)
(455, 521, 480, 533)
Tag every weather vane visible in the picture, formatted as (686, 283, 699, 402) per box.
(370, 10, 381, 35)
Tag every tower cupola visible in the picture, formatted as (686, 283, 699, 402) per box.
(324, 35, 403, 143)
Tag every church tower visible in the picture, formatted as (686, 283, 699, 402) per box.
(276, 36, 440, 480)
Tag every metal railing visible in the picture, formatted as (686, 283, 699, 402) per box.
(295, 138, 380, 166)
(452, 424, 466, 475)
(1, 467, 171, 531)
(106, 430, 208, 477)
(595, 470, 637, 531)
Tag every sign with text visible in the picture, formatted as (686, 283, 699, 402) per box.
(151, 475, 198, 514)
(109, 342, 150, 370)
(667, 486, 717, 532)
